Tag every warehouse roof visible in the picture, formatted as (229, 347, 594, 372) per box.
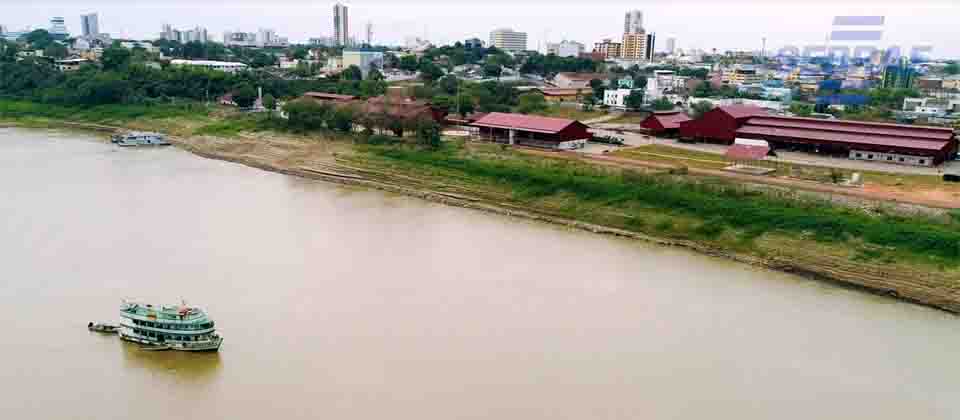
(641, 111, 693, 130)
(745, 116, 954, 141)
(472, 112, 584, 134)
(736, 125, 951, 152)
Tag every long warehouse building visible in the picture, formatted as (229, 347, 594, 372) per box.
(679, 105, 957, 166)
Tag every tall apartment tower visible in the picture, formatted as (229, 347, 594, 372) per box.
(80, 13, 99, 38)
(334, 2, 349, 46)
(624, 10, 643, 34)
(365, 22, 373, 46)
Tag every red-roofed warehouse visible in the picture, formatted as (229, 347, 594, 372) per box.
(472, 112, 592, 150)
(678, 105, 958, 166)
(640, 111, 693, 136)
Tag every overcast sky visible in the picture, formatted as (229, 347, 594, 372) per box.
(4, 0, 959, 58)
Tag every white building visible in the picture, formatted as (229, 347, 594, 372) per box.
(170, 59, 249, 73)
(546, 40, 585, 58)
(489, 28, 528, 53)
(55, 58, 91, 72)
(49, 17, 69, 40)
(604, 89, 638, 109)
(342, 50, 384, 79)
(120, 41, 160, 54)
(665, 37, 676, 55)
(903, 97, 960, 115)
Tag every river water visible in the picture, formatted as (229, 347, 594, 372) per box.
(1, 127, 958, 419)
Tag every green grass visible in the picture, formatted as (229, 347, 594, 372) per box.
(531, 106, 608, 121)
(364, 143, 960, 266)
(0, 99, 209, 125)
(193, 115, 286, 137)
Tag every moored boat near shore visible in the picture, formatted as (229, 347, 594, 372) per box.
(118, 301, 223, 352)
(111, 131, 170, 147)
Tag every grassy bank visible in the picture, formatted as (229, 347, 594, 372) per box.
(353, 142, 959, 268)
(0, 99, 210, 125)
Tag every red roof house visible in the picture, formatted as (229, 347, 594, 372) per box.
(471, 112, 592, 149)
(640, 111, 693, 135)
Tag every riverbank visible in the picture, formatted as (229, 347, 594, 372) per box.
(2, 110, 958, 313)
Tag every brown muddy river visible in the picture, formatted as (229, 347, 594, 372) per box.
(1, 127, 958, 419)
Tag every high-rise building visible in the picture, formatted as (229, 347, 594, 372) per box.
(49, 17, 69, 40)
(645, 32, 656, 60)
(365, 22, 373, 46)
(624, 10, 643, 34)
(665, 37, 676, 55)
(621, 32, 647, 60)
(882, 56, 916, 89)
(0, 25, 6, 35)
(80, 13, 99, 38)
(334, 2, 349, 46)
(161, 24, 174, 40)
(489, 28, 527, 53)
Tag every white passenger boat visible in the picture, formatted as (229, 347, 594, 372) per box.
(118, 301, 223, 352)
(111, 131, 170, 147)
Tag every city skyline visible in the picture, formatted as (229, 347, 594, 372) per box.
(2, 1, 959, 58)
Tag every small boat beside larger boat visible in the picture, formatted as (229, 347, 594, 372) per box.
(118, 301, 223, 352)
(111, 131, 170, 147)
(88, 322, 119, 334)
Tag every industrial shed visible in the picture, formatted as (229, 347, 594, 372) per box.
(736, 117, 957, 166)
(640, 111, 693, 136)
(677, 105, 958, 166)
(678, 105, 767, 143)
(471, 112, 592, 150)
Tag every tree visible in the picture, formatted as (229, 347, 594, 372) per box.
(483, 63, 502, 80)
(43, 43, 68, 59)
(439, 74, 459, 95)
(945, 62, 960, 76)
(75, 72, 129, 105)
(291, 47, 309, 60)
(262, 94, 277, 118)
(691, 100, 715, 118)
(517, 92, 548, 114)
(250, 51, 278, 68)
(24, 30, 54, 49)
(359, 79, 386, 97)
(651, 97, 674, 111)
(101, 45, 132, 71)
(233, 85, 258, 109)
(625, 91, 644, 111)
(341, 65, 363, 81)
(367, 68, 385, 81)
(415, 117, 442, 149)
(418, 61, 444, 83)
(284, 100, 330, 131)
(399, 55, 419, 72)
(331, 106, 356, 132)
(789, 103, 814, 117)
(589, 78, 606, 101)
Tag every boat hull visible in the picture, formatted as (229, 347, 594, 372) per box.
(119, 331, 223, 352)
